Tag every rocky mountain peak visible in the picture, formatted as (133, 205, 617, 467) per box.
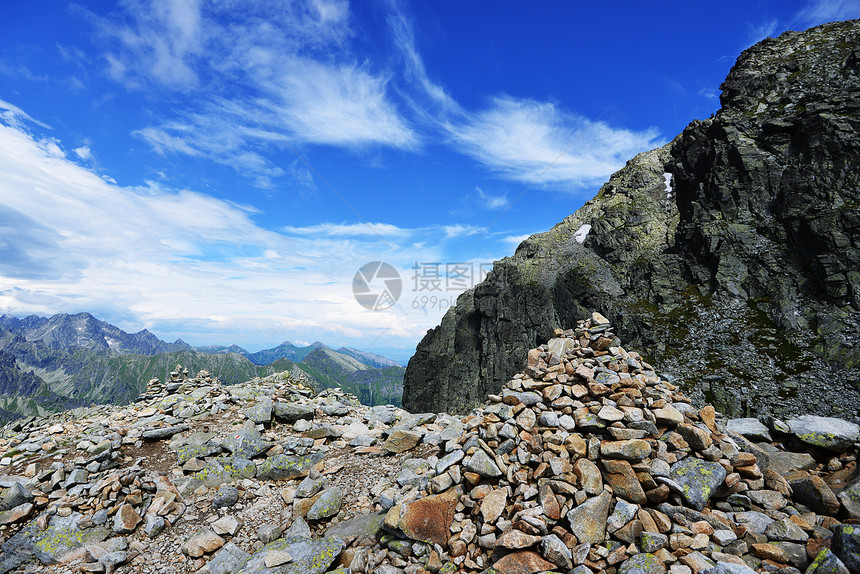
(403, 19, 860, 419)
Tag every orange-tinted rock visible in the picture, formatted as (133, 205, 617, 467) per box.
(602, 459, 646, 504)
(386, 487, 461, 547)
(493, 551, 557, 574)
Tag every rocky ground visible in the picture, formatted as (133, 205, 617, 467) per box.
(1, 314, 860, 574)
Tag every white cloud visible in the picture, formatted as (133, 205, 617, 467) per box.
(0, 109, 506, 350)
(283, 222, 410, 238)
(95, 0, 204, 90)
(747, 19, 779, 45)
(475, 187, 510, 211)
(795, 0, 860, 27)
(386, 2, 460, 117)
(73, 146, 92, 160)
(446, 96, 662, 190)
(502, 234, 532, 248)
(441, 224, 485, 239)
(89, 0, 416, 188)
(0, 99, 51, 130)
(261, 58, 416, 148)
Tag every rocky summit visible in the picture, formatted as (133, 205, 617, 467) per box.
(403, 19, 860, 419)
(2, 314, 860, 574)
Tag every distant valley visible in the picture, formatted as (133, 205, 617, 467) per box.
(0, 312, 405, 423)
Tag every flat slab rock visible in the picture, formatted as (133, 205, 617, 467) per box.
(787, 415, 860, 451)
(726, 418, 772, 442)
(233, 535, 344, 574)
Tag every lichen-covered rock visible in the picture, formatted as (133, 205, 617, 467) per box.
(403, 19, 860, 420)
(663, 457, 726, 511)
(242, 398, 274, 424)
(207, 542, 251, 574)
(786, 415, 860, 451)
(0, 513, 110, 572)
(618, 553, 666, 574)
(566, 490, 612, 545)
(831, 524, 860, 574)
(306, 487, 343, 521)
(806, 548, 850, 574)
(233, 535, 344, 574)
(256, 452, 323, 481)
(192, 456, 256, 488)
(222, 429, 274, 459)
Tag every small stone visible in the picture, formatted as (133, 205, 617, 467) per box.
(143, 514, 166, 538)
(264, 549, 294, 568)
(257, 523, 283, 543)
(786, 471, 840, 515)
(307, 487, 343, 521)
(212, 515, 244, 536)
(0, 503, 33, 524)
(496, 529, 541, 549)
(112, 503, 141, 534)
(480, 488, 507, 523)
(541, 534, 573, 570)
(618, 553, 667, 574)
(493, 550, 556, 574)
(383, 430, 422, 453)
(601, 439, 652, 461)
(213, 485, 240, 508)
(464, 450, 502, 478)
(567, 490, 612, 545)
(181, 528, 225, 558)
(574, 458, 603, 495)
(640, 530, 669, 553)
(653, 405, 684, 426)
(726, 419, 772, 442)
(664, 458, 727, 511)
(750, 542, 788, 563)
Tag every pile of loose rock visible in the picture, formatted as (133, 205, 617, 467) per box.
(1, 313, 859, 574)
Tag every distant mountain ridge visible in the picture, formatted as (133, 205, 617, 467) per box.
(0, 312, 405, 422)
(0, 313, 191, 355)
(193, 339, 401, 368)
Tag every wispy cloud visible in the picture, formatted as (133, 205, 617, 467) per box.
(446, 96, 662, 190)
(502, 234, 532, 248)
(92, 0, 204, 90)
(441, 224, 486, 239)
(88, 0, 416, 187)
(0, 99, 51, 130)
(283, 222, 410, 238)
(475, 187, 510, 211)
(382, 2, 663, 192)
(385, 0, 460, 117)
(0, 107, 506, 349)
(795, 0, 860, 27)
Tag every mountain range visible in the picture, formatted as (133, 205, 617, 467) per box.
(0, 312, 404, 423)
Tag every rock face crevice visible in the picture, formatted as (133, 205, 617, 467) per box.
(403, 19, 860, 418)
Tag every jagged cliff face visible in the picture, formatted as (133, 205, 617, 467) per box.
(403, 19, 860, 419)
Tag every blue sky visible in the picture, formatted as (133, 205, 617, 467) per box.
(0, 0, 856, 362)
